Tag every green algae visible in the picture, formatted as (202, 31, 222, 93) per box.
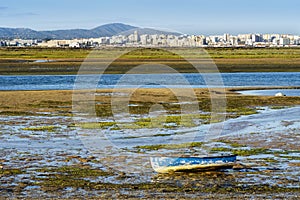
(77, 122, 117, 129)
(37, 165, 112, 178)
(280, 155, 300, 160)
(215, 140, 247, 148)
(135, 142, 204, 151)
(271, 106, 288, 110)
(226, 107, 258, 116)
(77, 114, 214, 130)
(22, 125, 59, 132)
(0, 168, 23, 176)
(210, 147, 287, 156)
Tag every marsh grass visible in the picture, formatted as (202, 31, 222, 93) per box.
(1, 47, 300, 60)
(1, 47, 300, 74)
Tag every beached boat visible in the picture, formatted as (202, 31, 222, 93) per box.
(150, 154, 237, 173)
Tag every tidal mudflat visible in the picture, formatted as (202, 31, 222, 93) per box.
(0, 89, 299, 198)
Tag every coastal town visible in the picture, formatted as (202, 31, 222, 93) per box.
(1, 31, 299, 48)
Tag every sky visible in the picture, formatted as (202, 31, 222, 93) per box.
(0, 0, 299, 35)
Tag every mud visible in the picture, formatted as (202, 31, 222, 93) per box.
(0, 106, 299, 199)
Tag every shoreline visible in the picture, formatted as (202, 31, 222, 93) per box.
(0, 85, 299, 92)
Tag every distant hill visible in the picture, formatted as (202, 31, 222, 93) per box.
(0, 28, 46, 40)
(118, 27, 181, 36)
(0, 23, 180, 40)
(40, 23, 138, 39)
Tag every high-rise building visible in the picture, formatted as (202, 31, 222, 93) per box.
(223, 33, 230, 42)
(140, 35, 148, 45)
(279, 38, 290, 46)
(133, 31, 139, 42)
(251, 34, 262, 42)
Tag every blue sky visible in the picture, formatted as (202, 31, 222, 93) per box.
(0, 0, 299, 35)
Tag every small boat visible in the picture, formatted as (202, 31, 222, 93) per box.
(150, 154, 237, 173)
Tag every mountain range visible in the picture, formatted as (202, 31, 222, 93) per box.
(0, 23, 180, 40)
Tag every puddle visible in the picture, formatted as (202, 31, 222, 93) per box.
(33, 60, 55, 63)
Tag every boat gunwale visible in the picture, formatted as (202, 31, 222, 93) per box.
(150, 154, 237, 160)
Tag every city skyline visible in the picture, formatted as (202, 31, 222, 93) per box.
(2, 31, 299, 48)
(0, 0, 299, 35)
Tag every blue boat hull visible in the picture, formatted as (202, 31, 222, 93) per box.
(150, 155, 237, 173)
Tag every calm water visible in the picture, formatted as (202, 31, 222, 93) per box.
(239, 89, 300, 96)
(0, 72, 300, 91)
